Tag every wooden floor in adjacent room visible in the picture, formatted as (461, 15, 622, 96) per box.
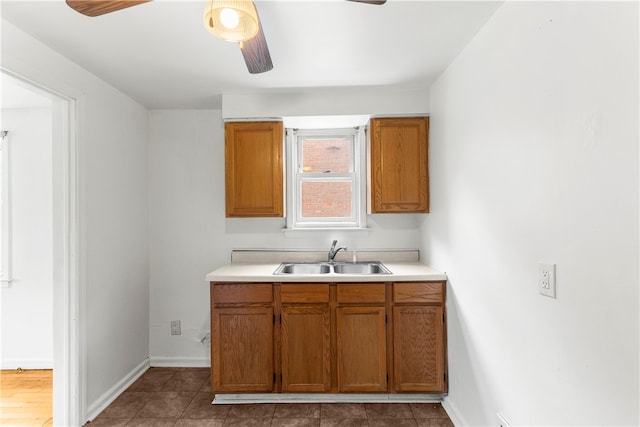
(0, 369, 53, 426)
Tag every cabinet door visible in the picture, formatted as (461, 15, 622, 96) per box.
(225, 121, 283, 217)
(336, 306, 387, 392)
(281, 305, 331, 392)
(393, 305, 445, 392)
(370, 117, 429, 213)
(212, 306, 274, 392)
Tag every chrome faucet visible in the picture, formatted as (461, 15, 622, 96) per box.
(328, 240, 347, 263)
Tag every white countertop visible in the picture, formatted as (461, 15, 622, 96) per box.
(206, 261, 447, 283)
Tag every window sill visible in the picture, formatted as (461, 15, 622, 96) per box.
(282, 227, 371, 237)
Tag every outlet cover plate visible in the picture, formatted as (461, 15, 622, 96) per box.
(538, 263, 556, 298)
(170, 320, 181, 335)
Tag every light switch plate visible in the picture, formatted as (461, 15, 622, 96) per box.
(538, 263, 556, 298)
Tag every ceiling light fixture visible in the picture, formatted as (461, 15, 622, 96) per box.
(203, 0, 259, 43)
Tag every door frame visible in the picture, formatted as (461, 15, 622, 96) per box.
(1, 68, 84, 426)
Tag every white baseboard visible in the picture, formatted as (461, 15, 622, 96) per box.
(442, 396, 468, 427)
(85, 358, 150, 423)
(214, 393, 445, 404)
(0, 358, 53, 370)
(149, 356, 210, 368)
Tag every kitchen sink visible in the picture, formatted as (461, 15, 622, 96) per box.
(273, 261, 391, 275)
(332, 262, 391, 274)
(274, 262, 332, 275)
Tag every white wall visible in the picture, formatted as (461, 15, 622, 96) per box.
(222, 87, 430, 119)
(0, 107, 54, 369)
(148, 109, 424, 363)
(2, 20, 150, 422)
(422, 2, 638, 426)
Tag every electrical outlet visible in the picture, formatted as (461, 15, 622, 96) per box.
(538, 263, 556, 298)
(170, 320, 181, 335)
(497, 412, 511, 427)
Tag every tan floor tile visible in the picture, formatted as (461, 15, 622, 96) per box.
(99, 392, 154, 418)
(125, 418, 178, 426)
(274, 403, 320, 418)
(89, 368, 454, 427)
(364, 404, 413, 419)
(227, 403, 276, 418)
(368, 418, 417, 427)
(137, 391, 197, 418)
(84, 418, 131, 426)
(409, 404, 448, 419)
(182, 392, 232, 419)
(223, 418, 273, 426)
(415, 419, 454, 427)
(320, 403, 366, 419)
(271, 419, 320, 427)
(200, 377, 213, 392)
(163, 370, 211, 392)
(319, 419, 369, 427)
(128, 369, 177, 392)
(175, 419, 226, 427)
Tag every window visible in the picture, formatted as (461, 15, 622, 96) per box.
(0, 131, 11, 287)
(286, 127, 366, 229)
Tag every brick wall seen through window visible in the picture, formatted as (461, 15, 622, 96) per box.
(301, 138, 352, 218)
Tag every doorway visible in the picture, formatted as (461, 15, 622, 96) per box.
(0, 70, 81, 425)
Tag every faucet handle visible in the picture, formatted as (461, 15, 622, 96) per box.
(329, 240, 339, 262)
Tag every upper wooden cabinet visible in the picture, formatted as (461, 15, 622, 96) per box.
(225, 121, 284, 217)
(369, 117, 429, 213)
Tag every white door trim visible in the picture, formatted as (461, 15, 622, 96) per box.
(1, 67, 84, 426)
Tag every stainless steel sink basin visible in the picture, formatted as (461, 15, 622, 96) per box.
(332, 262, 391, 275)
(273, 261, 391, 275)
(274, 262, 331, 275)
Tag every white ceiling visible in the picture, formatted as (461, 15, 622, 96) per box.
(1, 0, 502, 109)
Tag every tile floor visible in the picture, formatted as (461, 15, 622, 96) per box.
(86, 368, 453, 427)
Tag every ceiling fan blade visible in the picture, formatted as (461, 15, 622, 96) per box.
(240, 11, 273, 74)
(346, 0, 387, 4)
(66, 0, 152, 17)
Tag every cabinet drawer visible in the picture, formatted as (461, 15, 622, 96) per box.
(281, 284, 329, 303)
(212, 283, 273, 304)
(393, 282, 444, 304)
(337, 284, 385, 304)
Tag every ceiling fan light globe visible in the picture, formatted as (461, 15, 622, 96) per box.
(203, 0, 259, 42)
(220, 8, 239, 29)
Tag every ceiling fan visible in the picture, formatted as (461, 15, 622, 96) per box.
(65, 0, 386, 74)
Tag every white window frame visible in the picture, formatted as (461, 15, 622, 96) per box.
(0, 131, 12, 287)
(285, 127, 367, 230)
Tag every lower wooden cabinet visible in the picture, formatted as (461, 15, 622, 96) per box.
(336, 306, 387, 392)
(211, 283, 274, 392)
(393, 305, 445, 392)
(281, 305, 331, 392)
(211, 306, 274, 392)
(280, 283, 331, 392)
(392, 282, 447, 393)
(210, 281, 447, 394)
